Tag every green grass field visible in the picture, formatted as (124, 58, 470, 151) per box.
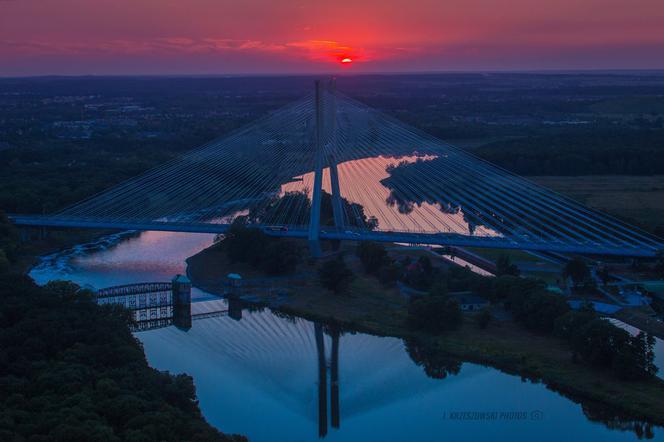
(466, 247, 544, 263)
(530, 175, 664, 233)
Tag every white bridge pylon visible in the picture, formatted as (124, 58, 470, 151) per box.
(308, 79, 345, 256)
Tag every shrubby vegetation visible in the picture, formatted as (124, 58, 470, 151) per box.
(318, 256, 354, 294)
(554, 308, 658, 381)
(476, 308, 493, 329)
(355, 242, 389, 274)
(495, 255, 520, 277)
(223, 219, 300, 275)
(353, 240, 658, 381)
(0, 273, 245, 442)
(0, 212, 20, 269)
(563, 257, 591, 287)
(508, 286, 571, 333)
(504, 278, 658, 381)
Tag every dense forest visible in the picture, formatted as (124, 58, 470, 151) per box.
(0, 272, 246, 442)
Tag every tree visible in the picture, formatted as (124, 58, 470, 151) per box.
(0, 249, 9, 274)
(250, 191, 310, 226)
(418, 256, 433, 275)
(356, 241, 388, 274)
(554, 309, 596, 343)
(405, 339, 462, 379)
(571, 318, 630, 368)
(408, 295, 462, 333)
(261, 240, 299, 275)
(496, 254, 520, 277)
(0, 210, 20, 265)
(509, 290, 570, 333)
(403, 256, 436, 291)
(225, 220, 268, 266)
(612, 333, 658, 380)
(378, 261, 402, 286)
(654, 250, 664, 278)
(318, 256, 354, 294)
(320, 191, 378, 230)
(476, 308, 492, 329)
(563, 258, 590, 287)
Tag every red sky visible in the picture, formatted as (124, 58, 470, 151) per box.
(1, 0, 663, 75)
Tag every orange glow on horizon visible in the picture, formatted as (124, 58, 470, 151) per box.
(2, 0, 664, 75)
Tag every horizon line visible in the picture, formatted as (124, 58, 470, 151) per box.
(2, 68, 664, 80)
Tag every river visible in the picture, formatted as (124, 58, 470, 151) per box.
(30, 230, 664, 442)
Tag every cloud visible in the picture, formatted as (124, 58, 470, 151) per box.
(286, 40, 356, 61)
(0, 37, 380, 64)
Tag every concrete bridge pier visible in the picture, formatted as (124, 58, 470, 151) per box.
(172, 274, 192, 331)
(228, 296, 243, 321)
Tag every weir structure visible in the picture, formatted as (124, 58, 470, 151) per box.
(96, 275, 235, 331)
(9, 79, 664, 257)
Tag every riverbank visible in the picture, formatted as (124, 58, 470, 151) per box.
(12, 227, 116, 274)
(187, 241, 664, 427)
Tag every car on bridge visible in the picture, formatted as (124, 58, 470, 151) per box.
(265, 225, 289, 232)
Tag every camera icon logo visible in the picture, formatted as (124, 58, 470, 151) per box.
(530, 410, 544, 420)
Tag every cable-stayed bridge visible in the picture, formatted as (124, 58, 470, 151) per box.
(10, 80, 664, 257)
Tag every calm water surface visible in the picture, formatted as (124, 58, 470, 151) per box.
(30, 231, 664, 442)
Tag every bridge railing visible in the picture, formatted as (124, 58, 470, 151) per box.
(95, 276, 196, 331)
(97, 282, 172, 297)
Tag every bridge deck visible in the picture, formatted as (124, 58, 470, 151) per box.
(10, 214, 660, 257)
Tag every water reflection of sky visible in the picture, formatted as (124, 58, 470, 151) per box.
(141, 307, 664, 442)
(281, 154, 502, 237)
(28, 230, 664, 442)
(30, 230, 215, 295)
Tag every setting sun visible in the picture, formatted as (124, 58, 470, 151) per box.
(341, 57, 353, 64)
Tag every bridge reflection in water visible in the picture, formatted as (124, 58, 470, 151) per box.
(97, 276, 345, 437)
(139, 304, 451, 441)
(316, 323, 341, 437)
(95, 275, 242, 332)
